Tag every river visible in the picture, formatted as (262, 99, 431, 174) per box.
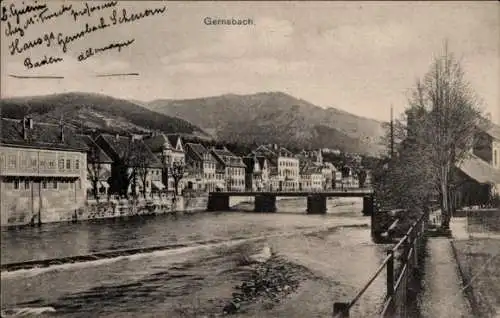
(1, 198, 390, 317)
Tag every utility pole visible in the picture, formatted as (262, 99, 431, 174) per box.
(390, 104, 394, 160)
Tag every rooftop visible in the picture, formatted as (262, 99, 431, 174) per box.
(458, 154, 500, 184)
(98, 134, 163, 168)
(78, 135, 113, 164)
(1, 117, 88, 152)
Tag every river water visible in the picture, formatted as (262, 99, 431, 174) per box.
(1, 198, 390, 317)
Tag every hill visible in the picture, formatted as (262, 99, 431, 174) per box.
(0, 92, 209, 138)
(147, 92, 386, 155)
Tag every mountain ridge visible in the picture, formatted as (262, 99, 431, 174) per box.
(0, 92, 210, 139)
(146, 91, 386, 155)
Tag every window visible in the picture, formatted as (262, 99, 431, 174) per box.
(42, 180, 47, 189)
(14, 179, 20, 190)
(66, 159, 71, 170)
(40, 160, 46, 168)
(494, 149, 498, 167)
(48, 160, 55, 169)
(8, 155, 16, 169)
(24, 180, 30, 190)
(58, 159, 64, 170)
(53, 181, 58, 189)
(75, 159, 80, 170)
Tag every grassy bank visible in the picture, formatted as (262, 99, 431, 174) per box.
(452, 238, 500, 317)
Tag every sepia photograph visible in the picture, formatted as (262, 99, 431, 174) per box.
(0, 1, 499, 317)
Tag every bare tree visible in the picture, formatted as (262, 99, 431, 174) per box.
(135, 150, 150, 199)
(375, 45, 489, 228)
(171, 161, 185, 197)
(410, 46, 488, 229)
(87, 142, 102, 202)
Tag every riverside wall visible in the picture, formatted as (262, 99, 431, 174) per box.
(1, 194, 210, 228)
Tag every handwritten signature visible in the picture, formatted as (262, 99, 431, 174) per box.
(24, 55, 63, 69)
(1, 1, 167, 70)
(78, 39, 135, 62)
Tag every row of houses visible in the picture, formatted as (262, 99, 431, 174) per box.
(0, 117, 365, 225)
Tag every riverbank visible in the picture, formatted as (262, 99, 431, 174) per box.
(1, 204, 388, 317)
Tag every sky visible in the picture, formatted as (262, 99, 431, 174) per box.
(1, 1, 499, 123)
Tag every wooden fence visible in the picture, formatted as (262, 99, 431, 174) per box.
(333, 210, 429, 317)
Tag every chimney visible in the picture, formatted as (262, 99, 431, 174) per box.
(60, 122, 65, 142)
(22, 117, 33, 140)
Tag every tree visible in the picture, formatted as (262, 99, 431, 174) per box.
(134, 150, 150, 199)
(407, 46, 487, 229)
(87, 142, 102, 202)
(374, 45, 488, 228)
(171, 161, 185, 197)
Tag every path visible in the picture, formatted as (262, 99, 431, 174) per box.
(419, 218, 472, 318)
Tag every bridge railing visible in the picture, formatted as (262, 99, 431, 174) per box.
(333, 209, 429, 317)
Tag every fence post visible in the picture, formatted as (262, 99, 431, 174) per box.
(387, 250, 394, 297)
(333, 302, 350, 317)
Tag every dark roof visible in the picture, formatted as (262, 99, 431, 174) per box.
(300, 161, 321, 175)
(257, 156, 267, 168)
(78, 135, 113, 164)
(485, 122, 500, 141)
(243, 157, 256, 173)
(252, 147, 278, 167)
(142, 134, 172, 153)
(1, 118, 88, 152)
(458, 155, 500, 184)
(185, 143, 209, 161)
(166, 134, 183, 151)
(97, 134, 163, 168)
(211, 147, 246, 168)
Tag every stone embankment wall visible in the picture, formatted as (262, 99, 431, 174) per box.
(2, 194, 210, 227)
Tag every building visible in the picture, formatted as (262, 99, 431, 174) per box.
(0, 118, 88, 226)
(211, 147, 246, 191)
(298, 149, 333, 190)
(142, 133, 186, 167)
(142, 133, 186, 193)
(299, 162, 323, 191)
(321, 162, 334, 190)
(243, 154, 269, 191)
(332, 165, 343, 189)
(79, 135, 113, 200)
(184, 143, 217, 192)
(253, 144, 300, 191)
(95, 134, 164, 198)
(454, 122, 500, 207)
(473, 123, 500, 170)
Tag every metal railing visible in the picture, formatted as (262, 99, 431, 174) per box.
(333, 210, 429, 317)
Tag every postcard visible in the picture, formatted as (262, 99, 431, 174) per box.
(1, 1, 499, 317)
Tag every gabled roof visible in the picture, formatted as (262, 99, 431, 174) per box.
(1, 118, 88, 152)
(78, 135, 113, 164)
(242, 157, 258, 173)
(485, 122, 500, 141)
(166, 134, 184, 152)
(300, 161, 322, 175)
(97, 134, 163, 168)
(252, 148, 278, 167)
(185, 143, 212, 161)
(278, 147, 295, 157)
(458, 154, 500, 184)
(142, 134, 172, 153)
(257, 156, 267, 168)
(211, 147, 246, 168)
